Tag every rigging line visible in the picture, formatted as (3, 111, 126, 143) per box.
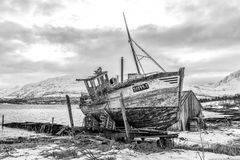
(137, 55, 148, 59)
(138, 61, 145, 74)
(136, 54, 145, 74)
(131, 39, 166, 72)
(138, 56, 145, 61)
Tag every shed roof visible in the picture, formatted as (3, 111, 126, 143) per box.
(180, 90, 203, 108)
(180, 90, 193, 106)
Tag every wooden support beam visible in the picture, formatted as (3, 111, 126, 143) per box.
(66, 95, 75, 136)
(121, 57, 124, 83)
(1, 115, 4, 129)
(119, 92, 130, 142)
(51, 117, 54, 134)
(52, 117, 54, 125)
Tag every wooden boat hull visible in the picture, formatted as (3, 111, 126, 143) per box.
(80, 68, 184, 130)
(81, 106, 179, 129)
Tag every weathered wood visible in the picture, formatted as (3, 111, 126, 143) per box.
(51, 117, 54, 133)
(52, 117, 54, 124)
(99, 111, 116, 130)
(2, 115, 4, 129)
(120, 92, 130, 142)
(121, 57, 124, 83)
(110, 70, 181, 91)
(79, 69, 184, 130)
(56, 127, 66, 136)
(3, 122, 72, 136)
(66, 95, 75, 136)
(84, 115, 99, 129)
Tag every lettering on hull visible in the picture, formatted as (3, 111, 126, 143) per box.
(132, 83, 149, 92)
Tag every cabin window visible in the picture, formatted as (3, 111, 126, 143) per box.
(104, 74, 108, 82)
(100, 76, 104, 84)
(87, 81, 92, 87)
(94, 79, 99, 86)
(98, 78, 101, 85)
(110, 78, 117, 85)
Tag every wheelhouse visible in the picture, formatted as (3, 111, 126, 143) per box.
(76, 69, 109, 101)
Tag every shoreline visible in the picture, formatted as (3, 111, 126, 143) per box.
(0, 97, 80, 105)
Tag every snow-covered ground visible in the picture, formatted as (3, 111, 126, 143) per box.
(1, 142, 240, 160)
(1, 124, 240, 160)
(116, 148, 240, 160)
(202, 110, 231, 118)
(176, 128, 240, 147)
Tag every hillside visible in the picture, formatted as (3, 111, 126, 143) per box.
(190, 70, 240, 97)
(0, 75, 86, 99)
(0, 86, 21, 98)
(1, 70, 240, 100)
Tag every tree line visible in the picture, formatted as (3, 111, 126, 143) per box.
(199, 94, 240, 103)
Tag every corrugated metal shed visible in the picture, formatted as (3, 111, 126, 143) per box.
(169, 90, 203, 131)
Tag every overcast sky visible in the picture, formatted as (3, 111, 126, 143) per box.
(1, 0, 240, 88)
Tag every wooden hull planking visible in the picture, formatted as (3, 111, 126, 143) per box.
(80, 70, 183, 130)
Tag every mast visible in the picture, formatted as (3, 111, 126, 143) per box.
(123, 13, 141, 74)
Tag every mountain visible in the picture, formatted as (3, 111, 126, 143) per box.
(190, 70, 240, 97)
(2, 70, 240, 99)
(0, 75, 86, 99)
(0, 86, 21, 98)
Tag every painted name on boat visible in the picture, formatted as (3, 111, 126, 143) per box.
(132, 83, 149, 92)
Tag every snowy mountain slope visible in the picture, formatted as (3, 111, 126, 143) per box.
(2, 70, 240, 99)
(1, 75, 86, 99)
(216, 70, 240, 87)
(190, 70, 240, 97)
(0, 86, 21, 98)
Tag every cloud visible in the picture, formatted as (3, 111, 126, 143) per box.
(37, 26, 127, 60)
(0, 21, 34, 42)
(135, 18, 240, 49)
(1, 0, 240, 88)
(0, 0, 64, 16)
(34, 1, 64, 16)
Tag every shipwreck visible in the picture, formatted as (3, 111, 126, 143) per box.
(76, 14, 185, 133)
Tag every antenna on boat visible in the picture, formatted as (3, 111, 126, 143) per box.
(123, 12, 141, 74)
(123, 13, 166, 73)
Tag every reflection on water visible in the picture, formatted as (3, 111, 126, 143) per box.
(0, 104, 85, 139)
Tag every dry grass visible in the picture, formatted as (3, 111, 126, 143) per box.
(128, 141, 171, 154)
(175, 143, 240, 156)
(52, 149, 78, 159)
(41, 148, 79, 159)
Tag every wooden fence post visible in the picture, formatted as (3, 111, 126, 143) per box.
(1, 115, 4, 129)
(119, 92, 130, 142)
(66, 95, 75, 136)
(51, 117, 54, 134)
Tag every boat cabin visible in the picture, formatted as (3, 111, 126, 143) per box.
(76, 67, 110, 101)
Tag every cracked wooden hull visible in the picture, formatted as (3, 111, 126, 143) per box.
(80, 68, 184, 130)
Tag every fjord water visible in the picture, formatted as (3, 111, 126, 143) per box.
(0, 104, 85, 138)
